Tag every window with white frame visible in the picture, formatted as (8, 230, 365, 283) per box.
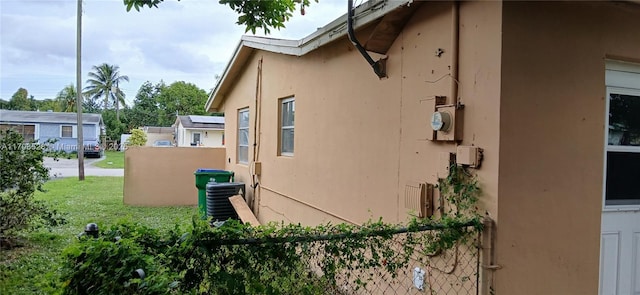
(238, 108, 249, 164)
(61, 125, 74, 138)
(280, 97, 295, 155)
(605, 62, 640, 206)
(605, 89, 640, 205)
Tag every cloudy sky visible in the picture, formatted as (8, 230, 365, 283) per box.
(0, 0, 347, 104)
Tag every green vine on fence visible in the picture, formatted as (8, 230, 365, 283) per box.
(60, 165, 482, 294)
(438, 164, 481, 218)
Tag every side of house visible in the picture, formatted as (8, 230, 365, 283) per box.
(208, 0, 498, 230)
(0, 110, 104, 152)
(206, 1, 640, 294)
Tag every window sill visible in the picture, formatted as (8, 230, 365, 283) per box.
(603, 205, 640, 212)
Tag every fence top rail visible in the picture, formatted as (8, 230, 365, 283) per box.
(196, 218, 481, 247)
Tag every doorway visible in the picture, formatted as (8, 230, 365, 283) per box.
(600, 60, 640, 295)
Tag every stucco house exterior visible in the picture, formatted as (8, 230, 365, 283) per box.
(173, 115, 224, 147)
(0, 109, 104, 152)
(205, 1, 640, 294)
(141, 126, 174, 146)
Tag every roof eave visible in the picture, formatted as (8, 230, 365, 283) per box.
(206, 44, 255, 112)
(205, 0, 411, 112)
(184, 127, 225, 131)
(0, 110, 103, 125)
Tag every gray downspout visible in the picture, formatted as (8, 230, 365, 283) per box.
(347, 0, 387, 79)
(450, 1, 459, 106)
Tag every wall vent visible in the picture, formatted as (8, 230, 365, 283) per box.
(404, 182, 434, 218)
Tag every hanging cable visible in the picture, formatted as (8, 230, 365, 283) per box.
(347, 0, 387, 78)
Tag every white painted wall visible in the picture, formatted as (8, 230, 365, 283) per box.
(176, 125, 224, 147)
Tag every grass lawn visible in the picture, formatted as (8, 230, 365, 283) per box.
(0, 176, 196, 294)
(93, 150, 125, 168)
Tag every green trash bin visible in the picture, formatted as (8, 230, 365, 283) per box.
(194, 169, 234, 218)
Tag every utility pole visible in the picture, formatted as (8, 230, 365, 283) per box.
(76, 0, 85, 181)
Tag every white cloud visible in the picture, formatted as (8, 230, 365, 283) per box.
(0, 0, 346, 103)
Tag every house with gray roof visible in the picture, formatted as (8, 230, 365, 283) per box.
(173, 115, 224, 147)
(0, 109, 104, 152)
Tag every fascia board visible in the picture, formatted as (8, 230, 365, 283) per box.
(206, 0, 412, 112)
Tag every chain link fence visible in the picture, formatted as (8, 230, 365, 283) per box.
(318, 231, 480, 294)
(196, 222, 481, 295)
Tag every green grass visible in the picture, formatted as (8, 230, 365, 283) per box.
(0, 177, 196, 295)
(93, 150, 125, 168)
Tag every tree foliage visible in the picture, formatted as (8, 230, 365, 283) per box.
(129, 81, 165, 128)
(156, 81, 208, 126)
(37, 98, 64, 113)
(8, 88, 34, 111)
(2, 86, 75, 112)
(80, 78, 211, 142)
(123, 0, 316, 34)
(0, 131, 50, 195)
(102, 109, 130, 141)
(84, 63, 130, 121)
(56, 84, 79, 112)
(128, 80, 210, 128)
(82, 95, 103, 114)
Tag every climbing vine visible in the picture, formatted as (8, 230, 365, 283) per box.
(60, 165, 482, 294)
(438, 164, 482, 218)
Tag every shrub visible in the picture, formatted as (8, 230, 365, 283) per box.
(126, 129, 147, 147)
(0, 130, 50, 194)
(0, 130, 65, 247)
(61, 221, 182, 295)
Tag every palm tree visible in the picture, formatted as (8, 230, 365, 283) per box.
(84, 63, 129, 121)
(56, 84, 77, 112)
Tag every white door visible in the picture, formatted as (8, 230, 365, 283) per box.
(600, 61, 640, 295)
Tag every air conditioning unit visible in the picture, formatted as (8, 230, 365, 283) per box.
(205, 182, 245, 222)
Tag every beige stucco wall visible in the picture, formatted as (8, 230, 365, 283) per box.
(123, 146, 226, 206)
(176, 125, 224, 147)
(217, 2, 502, 225)
(395, 1, 502, 221)
(144, 132, 174, 147)
(219, 27, 402, 225)
(211, 1, 640, 293)
(497, 2, 640, 295)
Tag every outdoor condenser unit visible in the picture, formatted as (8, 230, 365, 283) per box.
(205, 182, 245, 221)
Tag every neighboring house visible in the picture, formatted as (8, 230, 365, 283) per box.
(173, 115, 224, 147)
(0, 109, 104, 152)
(141, 126, 173, 147)
(205, 1, 640, 294)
